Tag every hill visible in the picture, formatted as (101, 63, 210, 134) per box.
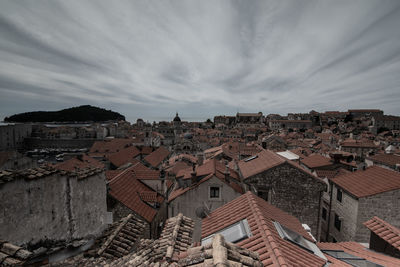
(4, 105, 125, 123)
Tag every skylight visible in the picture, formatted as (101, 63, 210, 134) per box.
(322, 250, 384, 267)
(244, 155, 258, 162)
(201, 219, 252, 245)
(274, 221, 327, 260)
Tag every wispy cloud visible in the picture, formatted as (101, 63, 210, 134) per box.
(0, 0, 399, 121)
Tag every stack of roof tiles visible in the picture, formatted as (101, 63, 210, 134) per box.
(0, 165, 58, 184)
(96, 214, 146, 259)
(177, 234, 262, 267)
(100, 213, 195, 266)
(364, 216, 400, 252)
(0, 240, 32, 266)
(0, 164, 105, 186)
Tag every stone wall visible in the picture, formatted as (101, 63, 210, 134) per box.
(329, 185, 359, 242)
(355, 190, 400, 242)
(244, 162, 326, 239)
(168, 176, 242, 242)
(0, 172, 108, 246)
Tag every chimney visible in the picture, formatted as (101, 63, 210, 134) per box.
(224, 163, 230, 181)
(198, 154, 204, 166)
(191, 164, 197, 185)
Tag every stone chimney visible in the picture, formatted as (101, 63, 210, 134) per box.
(198, 154, 204, 166)
(191, 164, 197, 185)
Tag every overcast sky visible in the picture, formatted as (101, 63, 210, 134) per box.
(0, 0, 400, 122)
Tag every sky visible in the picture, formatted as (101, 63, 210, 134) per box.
(0, 0, 400, 123)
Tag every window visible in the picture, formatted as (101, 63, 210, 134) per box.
(334, 214, 341, 231)
(274, 221, 327, 260)
(201, 219, 252, 245)
(323, 250, 384, 267)
(336, 188, 342, 202)
(209, 186, 220, 199)
(257, 190, 269, 201)
(322, 208, 327, 221)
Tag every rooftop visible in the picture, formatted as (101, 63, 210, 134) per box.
(364, 216, 400, 253)
(332, 166, 400, 198)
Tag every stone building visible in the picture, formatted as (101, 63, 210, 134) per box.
(0, 123, 32, 151)
(168, 158, 244, 241)
(340, 139, 378, 159)
(268, 119, 313, 131)
(0, 165, 108, 246)
(235, 112, 263, 125)
(327, 166, 400, 243)
(238, 150, 327, 239)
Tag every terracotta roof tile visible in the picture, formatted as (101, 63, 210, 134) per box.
(332, 166, 400, 198)
(108, 164, 163, 222)
(364, 216, 400, 252)
(0, 240, 32, 266)
(367, 154, 400, 168)
(177, 234, 262, 266)
(95, 214, 146, 259)
(318, 242, 400, 267)
(301, 154, 333, 169)
(54, 155, 104, 172)
(89, 139, 133, 157)
(144, 146, 170, 168)
(201, 192, 327, 267)
(238, 150, 285, 179)
(107, 146, 141, 168)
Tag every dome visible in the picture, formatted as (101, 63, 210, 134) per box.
(173, 112, 181, 122)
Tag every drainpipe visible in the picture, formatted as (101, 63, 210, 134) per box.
(326, 180, 334, 241)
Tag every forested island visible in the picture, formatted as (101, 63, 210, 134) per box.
(4, 105, 125, 123)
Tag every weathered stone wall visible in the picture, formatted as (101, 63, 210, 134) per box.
(69, 173, 108, 239)
(0, 172, 108, 246)
(244, 162, 326, 239)
(329, 185, 359, 242)
(355, 190, 400, 242)
(168, 176, 242, 242)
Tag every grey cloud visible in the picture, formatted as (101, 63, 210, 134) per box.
(0, 0, 400, 122)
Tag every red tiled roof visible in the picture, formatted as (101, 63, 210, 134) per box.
(54, 155, 104, 172)
(169, 159, 243, 202)
(144, 146, 170, 168)
(105, 169, 123, 181)
(315, 169, 350, 180)
(364, 216, 400, 252)
(341, 140, 377, 148)
(108, 164, 163, 222)
(89, 138, 132, 156)
(301, 154, 333, 169)
(107, 146, 140, 167)
(367, 154, 400, 168)
(332, 166, 400, 198)
(166, 161, 191, 176)
(318, 242, 400, 267)
(201, 192, 326, 266)
(131, 161, 160, 180)
(238, 150, 285, 179)
(139, 146, 153, 155)
(168, 154, 198, 165)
